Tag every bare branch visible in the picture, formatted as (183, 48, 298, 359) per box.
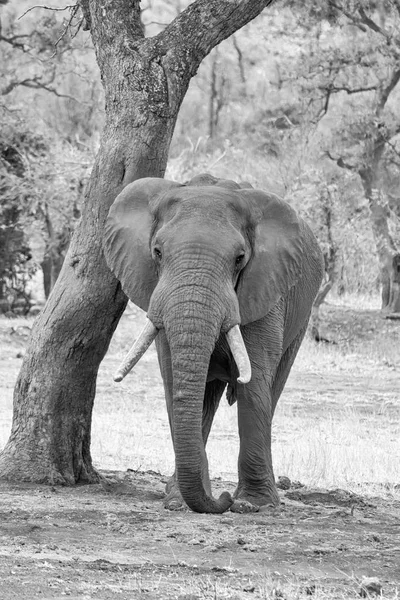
(155, 0, 278, 72)
(325, 150, 358, 172)
(315, 88, 332, 121)
(327, 84, 378, 95)
(0, 30, 36, 51)
(50, 4, 80, 56)
(232, 34, 246, 84)
(18, 4, 77, 20)
(358, 7, 391, 42)
(1, 73, 84, 103)
(378, 67, 400, 112)
(329, 0, 393, 42)
(328, 1, 368, 33)
(386, 138, 400, 160)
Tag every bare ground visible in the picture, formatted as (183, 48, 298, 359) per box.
(0, 303, 399, 599)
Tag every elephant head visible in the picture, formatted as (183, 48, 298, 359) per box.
(103, 174, 304, 513)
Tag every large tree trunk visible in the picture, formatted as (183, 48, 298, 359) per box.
(0, 0, 274, 483)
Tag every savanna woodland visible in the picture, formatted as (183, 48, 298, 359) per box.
(0, 0, 399, 597)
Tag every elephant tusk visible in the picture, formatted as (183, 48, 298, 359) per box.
(114, 318, 159, 382)
(226, 325, 252, 384)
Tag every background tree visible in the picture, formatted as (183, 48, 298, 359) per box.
(0, 0, 276, 483)
(283, 0, 400, 311)
(0, 1, 93, 306)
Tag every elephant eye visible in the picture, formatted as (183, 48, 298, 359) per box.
(235, 253, 245, 266)
(153, 247, 162, 260)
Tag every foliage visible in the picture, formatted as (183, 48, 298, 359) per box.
(2, 0, 400, 300)
(0, 2, 95, 307)
(0, 111, 88, 309)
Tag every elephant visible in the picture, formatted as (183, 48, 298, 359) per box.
(103, 173, 324, 514)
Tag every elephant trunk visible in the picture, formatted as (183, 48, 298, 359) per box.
(163, 291, 233, 514)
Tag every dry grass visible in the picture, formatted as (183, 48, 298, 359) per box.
(0, 299, 399, 501)
(0, 304, 399, 598)
(91, 302, 400, 500)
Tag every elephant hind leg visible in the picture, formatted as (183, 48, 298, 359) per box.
(271, 319, 309, 416)
(202, 379, 227, 444)
(164, 379, 226, 510)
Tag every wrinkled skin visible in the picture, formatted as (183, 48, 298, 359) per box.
(103, 173, 324, 514)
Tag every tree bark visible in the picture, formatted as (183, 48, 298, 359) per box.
(0, 0, 275, 483)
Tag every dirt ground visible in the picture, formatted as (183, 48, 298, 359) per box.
(0, 304, 399, 599)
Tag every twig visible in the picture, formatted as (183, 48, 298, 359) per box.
(0, 32, 34, 51)
(328, 1, 368, 33)
(325, 84, 378, 95)
(386, 139, 400, 160)
(1, 74, 85, 103)
(377, 67, 400, 112)
(325, 150, 357, 172)
(232, 34, 246, 84)
(18, 4, 77, 20)
(50, 4, 80, 57)
(358, 7, 391, 42)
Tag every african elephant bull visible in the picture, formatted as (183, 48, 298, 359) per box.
(103, 173, 324, 514)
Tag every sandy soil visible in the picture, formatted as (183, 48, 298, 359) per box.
(0, 305, 399, 599)
(0, 473, 399, 599)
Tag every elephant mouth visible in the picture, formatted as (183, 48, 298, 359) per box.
(113, 318, 251, 384)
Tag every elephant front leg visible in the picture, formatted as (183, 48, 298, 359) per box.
(232, 384, 280, 512)
(230, 315, 285, 512)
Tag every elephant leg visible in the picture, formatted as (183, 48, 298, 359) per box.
(233, 376, 279, 510)
(233, 316, 309, 511)
(156, 333, 226, 509)
(232, 311, 284, 510)
(271, 320, 309, 415)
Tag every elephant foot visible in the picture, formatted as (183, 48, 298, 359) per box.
(230, 499, 259, 513)
(164, 493, 186, 511)
(164, 475, 186, 511)
(233, 484, 280, 511)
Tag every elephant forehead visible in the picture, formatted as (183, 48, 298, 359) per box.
(156, 216, 246, 253)
(151, 186, 255, 225)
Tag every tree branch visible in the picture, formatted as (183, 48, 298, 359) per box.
(325, 150, 358, 172)
(328, 1, 368, 33)
(357, 6, 391, 42)
(0, 31, 34, 51)
(51, 4, 81, 56)
(326, 84, 378, 95)
(155, 0, 277, 72)
(232, 34, 246, 84)
(18, 4, 77, 20)
(1, 73, 84, 102)
(386, 138, 400, 161)
(378, 67, 400, 112)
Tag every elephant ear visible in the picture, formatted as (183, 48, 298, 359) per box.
(103, 177, 181, 311)
(237, 189, 304, 325)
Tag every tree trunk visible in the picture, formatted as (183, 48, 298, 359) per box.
(310, 185, 339, 340)
(0, 4, 179, 483)
(0, 0, 275, 483)
(387, 253, 400, 313)
(359, 165, 399, 312)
